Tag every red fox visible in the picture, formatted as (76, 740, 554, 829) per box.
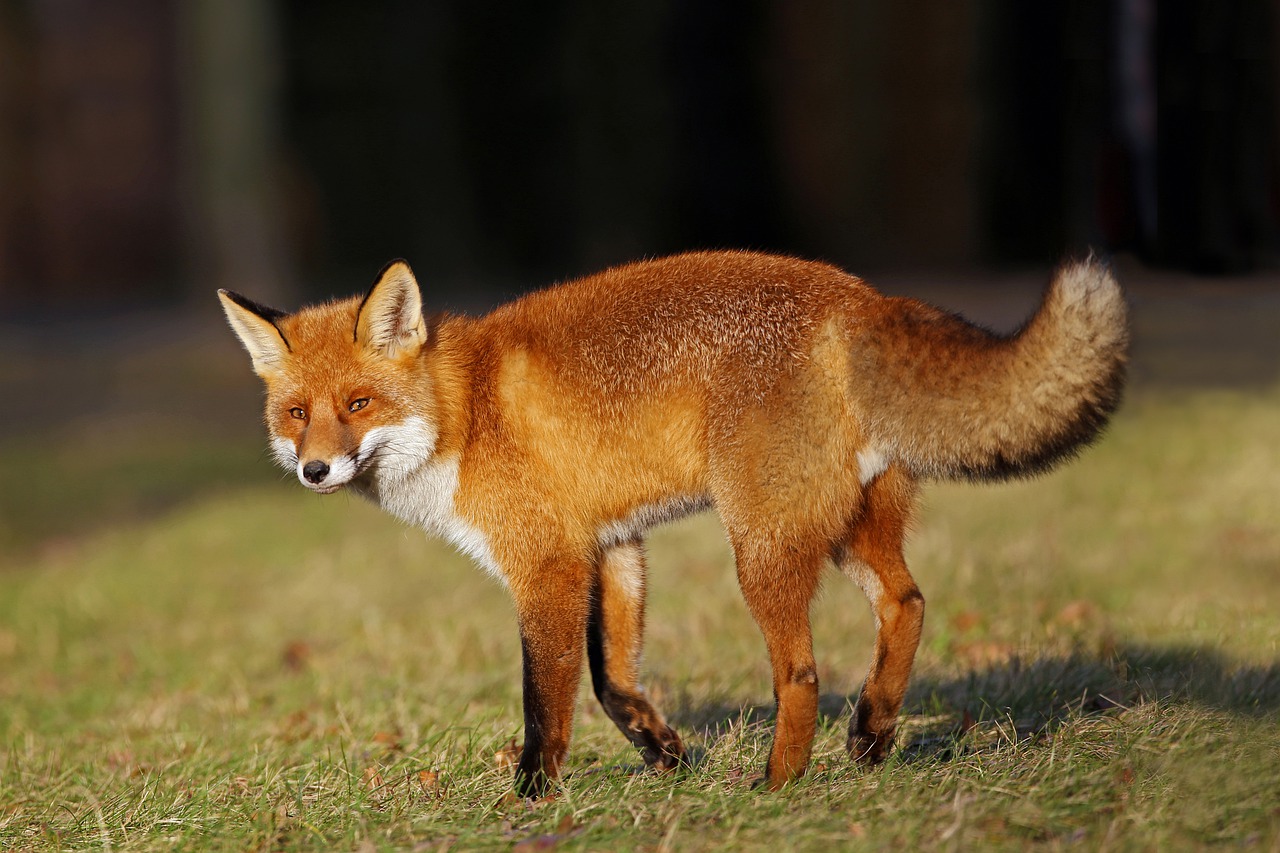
(219, 251, 1128, 796)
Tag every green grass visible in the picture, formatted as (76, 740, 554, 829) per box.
(1, 387, 1278, 850)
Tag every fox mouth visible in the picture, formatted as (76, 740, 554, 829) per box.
(296, 454, 363, 494)
(301, 448, 386, 494)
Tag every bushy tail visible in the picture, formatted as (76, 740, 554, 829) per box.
(853, 258, 1129, 481)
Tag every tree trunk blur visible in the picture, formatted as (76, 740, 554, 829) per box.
(178, 0, 292, 303)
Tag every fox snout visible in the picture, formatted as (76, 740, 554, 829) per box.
(271, 437, 356, 494)
(302, 460, 330, 485)
(300, 457, 345, 494)
(295, 453, 357, 494)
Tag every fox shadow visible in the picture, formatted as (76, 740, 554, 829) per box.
(664, 641, 1280, 766)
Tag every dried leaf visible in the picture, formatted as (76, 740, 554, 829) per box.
(282, 640, 311, 671)
(512, 815, 579, 851)
(1054, 600, 1096, 628)
(949, 610, 983, 634)
(494, 738, 523, 770)
(951, 640, 1016, 666)
(278, 709, 313, 742)
(372, 730, 403, 751)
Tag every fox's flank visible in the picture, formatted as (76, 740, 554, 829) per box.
(219, 250, 1128, 796)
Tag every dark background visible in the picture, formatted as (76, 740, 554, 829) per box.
(2, 0, 1277, 316)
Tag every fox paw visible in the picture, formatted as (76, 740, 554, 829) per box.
(847, 728, 895, 766)
(643, 727, 686, 772)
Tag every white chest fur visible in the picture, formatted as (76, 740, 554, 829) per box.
(857, 445, 891, 486)
(355, 417, 501, 580)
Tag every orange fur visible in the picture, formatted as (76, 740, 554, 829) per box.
(220, 251, 1128, 795)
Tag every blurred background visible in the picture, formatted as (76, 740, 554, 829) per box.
(3, 0, 1280, 310)
(0, 0, 1278, 548)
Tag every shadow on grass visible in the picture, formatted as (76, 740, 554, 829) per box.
(667, 641, 1280, 762)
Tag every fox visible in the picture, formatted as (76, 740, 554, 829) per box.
(218, 250, 1128, 796)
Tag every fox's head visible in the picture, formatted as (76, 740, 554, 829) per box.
(219, 260, 438, 494)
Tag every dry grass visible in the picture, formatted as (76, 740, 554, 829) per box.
(1, 385, 1278, 850)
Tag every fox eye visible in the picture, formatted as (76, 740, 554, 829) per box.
(289, 407, 307, 420)
(348, 397, 371, 413)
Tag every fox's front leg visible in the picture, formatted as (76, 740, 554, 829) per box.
(510, 561, 593, 798)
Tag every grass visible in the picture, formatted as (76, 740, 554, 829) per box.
(1, 386, 1278, 850)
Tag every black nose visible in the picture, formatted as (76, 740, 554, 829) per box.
(302, 460, 330, 484)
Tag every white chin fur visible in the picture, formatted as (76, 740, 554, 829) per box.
(355, 416, 438, 482)
(352, 417, 501, 580)
(271, 419, 500, 581)
(291, 416, 438, 492)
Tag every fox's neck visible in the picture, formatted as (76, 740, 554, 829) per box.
(420, 314, 480, 458)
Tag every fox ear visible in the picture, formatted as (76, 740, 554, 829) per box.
(218, 290, 291, 377)
(356, 259, 426, 358)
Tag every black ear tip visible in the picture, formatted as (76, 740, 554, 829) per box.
(374, 258, 414, 281)
(219, 289, 287, 323)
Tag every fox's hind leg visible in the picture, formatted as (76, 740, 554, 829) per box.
(586, 539, 685, 771)
(836, 464, 924, 766)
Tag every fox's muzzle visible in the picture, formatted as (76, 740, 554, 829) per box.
(302, 459, 330, 484)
